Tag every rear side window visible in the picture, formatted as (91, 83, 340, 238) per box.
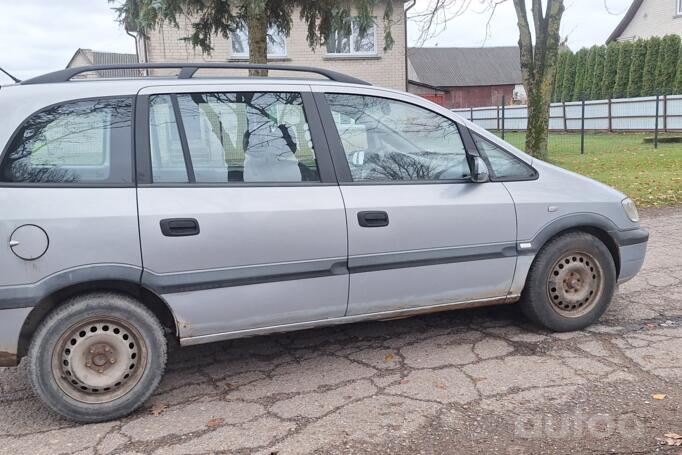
(148, 92, 319, 184)
(0, 98, 133, 184)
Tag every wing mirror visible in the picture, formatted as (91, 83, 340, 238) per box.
(470, 156, 490, 183)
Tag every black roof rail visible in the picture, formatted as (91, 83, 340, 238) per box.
(20, 63, 371, 86)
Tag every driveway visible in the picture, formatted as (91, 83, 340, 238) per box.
(1, 207, 681, 455)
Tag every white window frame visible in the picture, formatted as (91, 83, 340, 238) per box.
(677, 0, 682, 16)
(326, 17, 378, 57)
(231, 25, 287, 59)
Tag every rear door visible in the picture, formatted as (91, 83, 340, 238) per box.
(0, 96, 141, 292)
(135, 84, 348, 339)
(314, 87, 518, 316)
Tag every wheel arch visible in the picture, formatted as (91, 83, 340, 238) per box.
(527, 214, 622, 277)
(17, 280, 178, 359)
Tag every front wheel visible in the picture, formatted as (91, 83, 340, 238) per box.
(28, 292, 167, 423)
(520, 232, 617, 332)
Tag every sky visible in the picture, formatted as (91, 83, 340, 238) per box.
(0, 0, 634, 83)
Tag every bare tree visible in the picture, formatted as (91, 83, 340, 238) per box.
(410, 0, 565, 159)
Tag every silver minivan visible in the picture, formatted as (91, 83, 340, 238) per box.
(0, 64, 648, 422)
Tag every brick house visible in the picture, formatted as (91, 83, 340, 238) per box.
(407, 46, 524, 109)
(130, 2, 407, 91)
(607, 0, 682, 42)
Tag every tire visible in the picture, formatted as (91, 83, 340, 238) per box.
(27, 292, 167, 423)
(520, 232, 617, 332)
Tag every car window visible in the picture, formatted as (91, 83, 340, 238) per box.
(472, 134, 536, 180)
(149, 95, 189, 183)
(0, 98, 133, 184)
(324, 94, 469, 182)
(149, 92, 319, 184)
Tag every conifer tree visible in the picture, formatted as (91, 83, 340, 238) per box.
(627, 39, 647, 97)
(613, 40, 634, 99)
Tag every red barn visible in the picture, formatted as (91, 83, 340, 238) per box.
(407, 46, 524, 109)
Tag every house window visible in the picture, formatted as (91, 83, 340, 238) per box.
(326, 18, 377, 56)
(677, 0, 682, 15)
(231, 25, 287, 58)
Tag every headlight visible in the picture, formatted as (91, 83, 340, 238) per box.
(622, 198, 639, 222)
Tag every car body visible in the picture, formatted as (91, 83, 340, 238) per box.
(0, 64, 648, 421)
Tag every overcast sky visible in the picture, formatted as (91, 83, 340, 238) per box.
(1, 0, 633, 83)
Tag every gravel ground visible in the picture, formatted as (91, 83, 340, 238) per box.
(1, 206, 681, 455)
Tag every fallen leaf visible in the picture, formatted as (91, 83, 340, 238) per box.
(207, 418, 225, 429)
(399, 379, 410, 385)
(665, 433, 682, 439)
(384, 353, 394, 362)
(653, 393, 667, 400)
(435, 383, 447, 390)
(150, 404, 168, 416)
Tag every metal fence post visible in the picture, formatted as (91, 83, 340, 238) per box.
(580, 93, 586, 154)
(607, 98, 612, 132)
(501, 95, 506, 140)
(654, 91, 660, 149)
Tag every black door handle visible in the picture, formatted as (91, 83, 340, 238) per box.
(160, 218, 200, 236)
(358, 211, 389, 228)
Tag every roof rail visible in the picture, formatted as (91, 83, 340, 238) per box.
(20, 63, 371, 86)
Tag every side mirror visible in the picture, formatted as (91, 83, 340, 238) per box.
(470, 156, 490, 183)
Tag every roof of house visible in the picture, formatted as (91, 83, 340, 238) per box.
(66, 49, 140, 78)
(606, 0, 644, 43)
(407, 46, 522, 88)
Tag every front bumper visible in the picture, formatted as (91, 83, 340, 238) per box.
(0, 307, 32, 367)
(616, 228, 649, 284)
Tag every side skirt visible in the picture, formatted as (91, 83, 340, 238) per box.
(179, 294, 520, 347)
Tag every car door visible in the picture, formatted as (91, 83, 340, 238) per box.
(135, 84, 348, 339)
(314, 87, 518, 316)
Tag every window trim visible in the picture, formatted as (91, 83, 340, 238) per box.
(230, 26, 288, 59)
(0, 95, 136, 188)
(470, 132, 538, 182)
(325, 17, 379, 57)
(136, 90, 338, 186)
(314, 92, 480, 185)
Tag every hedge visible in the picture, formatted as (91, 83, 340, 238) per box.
(550, 34, 682, 102)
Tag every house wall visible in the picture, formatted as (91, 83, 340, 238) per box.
(408, 83, 515, 109)
(616, 0, 682, 41)
(140, 3, 406, 91)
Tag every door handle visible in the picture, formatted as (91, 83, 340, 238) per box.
(160, 218, 200, 237)
(358, 211, 389, 228)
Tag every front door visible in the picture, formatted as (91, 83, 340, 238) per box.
(317, 89, 518, 316)
(136, 85, 348, 339)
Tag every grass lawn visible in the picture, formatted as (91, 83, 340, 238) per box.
(498, 132, 682, 207)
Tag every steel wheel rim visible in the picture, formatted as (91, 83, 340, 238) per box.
(51, 316, 148, 404)
(547, 251, 604, 318)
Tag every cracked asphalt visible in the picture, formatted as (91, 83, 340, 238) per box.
(1, 206, 682, 455)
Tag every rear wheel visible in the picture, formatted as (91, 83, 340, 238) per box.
(520, 232, 616, 332)
(28, 292, 167, 423)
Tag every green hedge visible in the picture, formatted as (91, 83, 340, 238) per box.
(553, 34, 682, 101)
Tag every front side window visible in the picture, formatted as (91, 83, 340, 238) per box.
(325, 94, 469, 182)
(231, 25, 287, 58)
(472, 134, 536, 180)
(326, 18, 377, 55)
(0, 98, 133, 184)
(149, 92, 319, 183)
